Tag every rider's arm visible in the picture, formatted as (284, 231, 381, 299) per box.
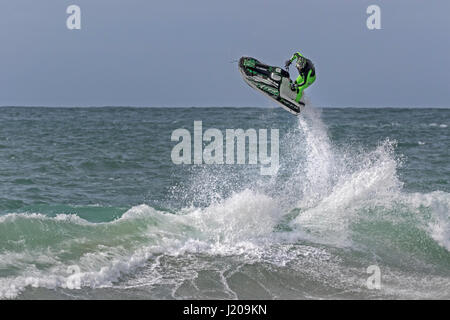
(289, 52, 303, 63)
(286, 51, 303, 68)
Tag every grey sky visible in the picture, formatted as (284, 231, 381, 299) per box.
(1, 0, 449, 107)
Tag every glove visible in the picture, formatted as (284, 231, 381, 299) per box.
(285, 60, 291, 69)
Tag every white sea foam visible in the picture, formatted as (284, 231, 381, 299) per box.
(404, 191, 450, 251)
(0, 190, 282, 299)
(0, 212, 92, 225)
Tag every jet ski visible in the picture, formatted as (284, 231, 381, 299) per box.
(238, 56, 305, 115)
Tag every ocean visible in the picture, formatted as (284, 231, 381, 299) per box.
(0, 106, 448, 299)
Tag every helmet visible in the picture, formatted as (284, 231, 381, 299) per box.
(295, 56, 307, 71)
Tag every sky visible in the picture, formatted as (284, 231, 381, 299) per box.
(0, 0, 449, 108)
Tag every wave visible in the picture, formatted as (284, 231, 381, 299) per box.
(0, 106, 449, 299)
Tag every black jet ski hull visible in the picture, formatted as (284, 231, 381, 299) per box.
(238, 57, 305, 115)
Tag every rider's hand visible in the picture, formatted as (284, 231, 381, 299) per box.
(285, 60, 291, 69)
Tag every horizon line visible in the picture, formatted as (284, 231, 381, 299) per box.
(0, 105, 449, 109)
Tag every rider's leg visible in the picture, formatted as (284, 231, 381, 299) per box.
(295, 71, 316, 102)
(292, 74, 303, 95)
(295, 75, 306, 102)
(295, 88, 304, 103)
(306, 73, 316, 87)
(295, 75, 304, 87)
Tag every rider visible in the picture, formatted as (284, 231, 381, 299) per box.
(285, 52, 316, 103)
